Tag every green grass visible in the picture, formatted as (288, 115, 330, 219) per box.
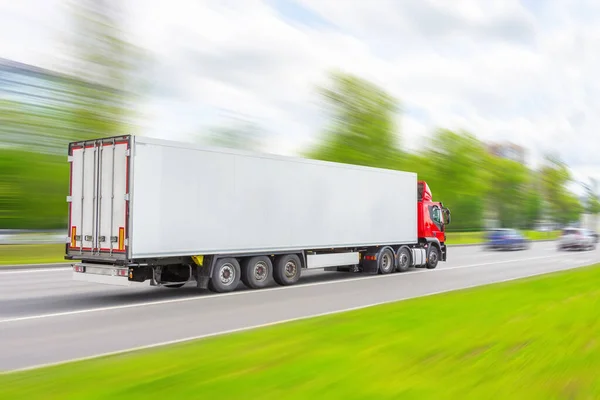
(446, 230, 560, 245)
(0, 244, 65, 265)
(445, 231, 486, 244)
(525, 230, 561, 241)
(2, 264, 600, 399)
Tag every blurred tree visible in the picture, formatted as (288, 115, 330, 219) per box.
(583, 178, 600, 213)
(423, 129, 488, 231)
(0, 149, 67, 229)
(561, 193, 584, 225)
(540, 155, 582, 225)
(307, 71, 400, 169)
(65, 0, 140, 139)
(486, 155, 529, 228)
(523, 186, 543, 229)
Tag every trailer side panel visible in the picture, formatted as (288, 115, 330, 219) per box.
(129, 137, 417, 259)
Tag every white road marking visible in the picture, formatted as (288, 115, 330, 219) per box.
(0, 267, 71, 274)
(0, 253, 581, 324)
(1, 260, 593, 375)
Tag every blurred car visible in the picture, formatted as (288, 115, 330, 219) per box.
(485, 228, 530, 251)
(557, 228, 597, 251)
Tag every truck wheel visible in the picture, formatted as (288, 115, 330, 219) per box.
(378, 248, 395, 274)
(426, 246, 439, 269)
(273, 254, 301, 286)
(210, 258, 241, 293)
(241, 256, 272, 289)
(396, 247, 411, 273)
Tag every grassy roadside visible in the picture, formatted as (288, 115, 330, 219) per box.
(2, 264, 599, 399)
(446, 230, 560, 245)
(0, 231, 560, 266)
(0, 244, 65, 265)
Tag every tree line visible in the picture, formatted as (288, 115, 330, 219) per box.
(305, 72, 591, 231)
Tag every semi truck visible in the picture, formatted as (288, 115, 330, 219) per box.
(66, 135, 451, 293)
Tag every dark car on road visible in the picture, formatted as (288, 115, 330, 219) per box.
(485, 228, 530, 251)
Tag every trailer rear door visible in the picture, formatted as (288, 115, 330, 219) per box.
(67, 136, 131, 259)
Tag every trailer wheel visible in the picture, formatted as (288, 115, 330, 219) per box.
(426, 246, 440, 269)
(210, 258, 241, 293)
(378, 248, 395, 274)
(241, 256, 273, 289)
(396, 247, 411, 273)
(273, 254, 301, 286)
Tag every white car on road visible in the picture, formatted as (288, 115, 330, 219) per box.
(557, 228, 597, 251)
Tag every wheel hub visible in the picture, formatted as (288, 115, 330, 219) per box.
(284, 261, 297, 278)
(254, 261, 268, 281)
(382, 254, 391, 270)
(400, 253, 408, 266)
(220, 264, 235, 285)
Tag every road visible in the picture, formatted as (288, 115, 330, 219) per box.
(1, 242, 598, 372)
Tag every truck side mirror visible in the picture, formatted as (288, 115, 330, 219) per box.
(443, 208, 451, 225)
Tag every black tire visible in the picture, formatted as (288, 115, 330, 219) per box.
(164, 283, 185, 289)
(396, 247, 411, 273)
(426, 246, 440, 269)
(273, 254, 302, 286)
(378, 248, 395, 274)
(241, 256, 272, 289)
(209, 258, 241, 293)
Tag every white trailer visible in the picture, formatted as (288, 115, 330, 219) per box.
(67, 135, 449, 292)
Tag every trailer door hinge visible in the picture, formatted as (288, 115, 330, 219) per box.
(66, 196, 73, 203)
(124, 193, 130, 201)
(125, 149, 131, 157)
(67, 156, 74, 163)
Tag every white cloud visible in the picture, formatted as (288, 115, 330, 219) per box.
(2, 0, 600, 186)
(0, 0, 64, 67)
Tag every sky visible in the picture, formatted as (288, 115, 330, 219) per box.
(1, 0, 599, 192)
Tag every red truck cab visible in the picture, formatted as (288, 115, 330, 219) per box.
(417, 181, 451, 261)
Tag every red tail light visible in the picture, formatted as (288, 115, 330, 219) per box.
(73, 264, 85, 273)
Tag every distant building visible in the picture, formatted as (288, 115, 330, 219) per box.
(487, 142, 526, 164)
(0, 57, 127, 155)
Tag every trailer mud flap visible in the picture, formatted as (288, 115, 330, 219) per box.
(195, 255, 212, 289)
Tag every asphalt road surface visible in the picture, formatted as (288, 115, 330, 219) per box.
(1, 242, 599, 372)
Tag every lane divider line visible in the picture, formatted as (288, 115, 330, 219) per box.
(0, 267, 72, 275)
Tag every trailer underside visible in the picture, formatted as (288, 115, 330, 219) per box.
(71, 240, 446, 293)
